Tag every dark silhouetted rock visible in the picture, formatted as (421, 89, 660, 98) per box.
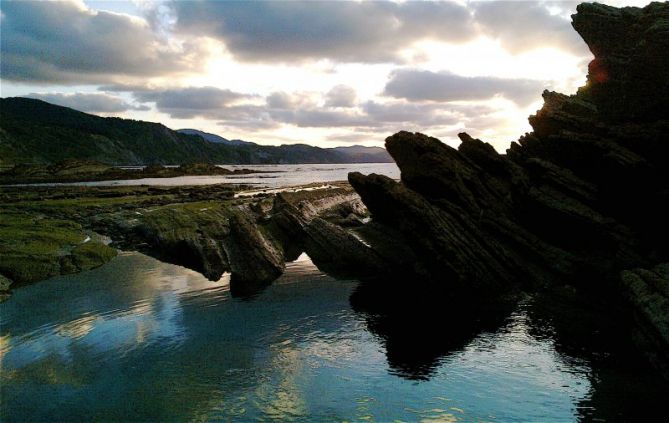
(571, 2, 669, 122)
(621, 263, 669, 372)
(348, 1, 669, 363)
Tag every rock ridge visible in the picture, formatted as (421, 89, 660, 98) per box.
(347, 1, 669, 368)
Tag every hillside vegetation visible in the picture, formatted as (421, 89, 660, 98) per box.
(0, 97, 392, 165)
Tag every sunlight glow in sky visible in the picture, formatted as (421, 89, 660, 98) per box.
(0, 0, 653, 150)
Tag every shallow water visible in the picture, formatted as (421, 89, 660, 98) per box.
(18, 163, 400, 187)
(1, 252, 666, 421)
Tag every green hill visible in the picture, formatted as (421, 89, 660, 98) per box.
(0, 97, 392, 165)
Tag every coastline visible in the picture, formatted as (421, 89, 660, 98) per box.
(0, 178, 371, 298)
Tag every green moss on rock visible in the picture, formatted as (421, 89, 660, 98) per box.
(71, 242, 118, 271)
(0, 274, 13, 292)
(0, 211, 117, 286)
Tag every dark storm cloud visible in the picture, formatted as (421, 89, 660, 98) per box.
(169, 0, 476, 62)
(384, 69, 546, 105)
(0, 0, 200, 84)
(133, 87, 255, 119)
(26, 92, 149, 113)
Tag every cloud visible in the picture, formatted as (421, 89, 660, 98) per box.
(0, 0, 202, 84)
(26, 92, 149, 113)
(472, 1, 589, 56)
(384, 69, 546, 105)
(324, 85, 357, 108)
(268, 108, 370, 129)
(215, 105, 279, 130)
(168, 0, 591, 64)
(0, 0, 593, 91)
(133, 87, 255, 119)
(266, 91, 316, 109)
(266, 96, 464, 129)
(326, 133, 377, 144)
(135, 84, 471, 132)
(361, 101, 461, 126)
(169, 0, 476, 63)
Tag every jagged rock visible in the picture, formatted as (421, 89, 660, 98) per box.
(621, 263, 669, 373)
(572, 2, 669, 122)
(347, 1, 669, 364)
(349, 171, 518, 293)
(270, 189, 385, 279)
(302, 217, 385, 279)
(351, 1, 668, 287)
(621, 264, 669, 342)
(223, 210, 285, 284)
(86, 184, 374, 289)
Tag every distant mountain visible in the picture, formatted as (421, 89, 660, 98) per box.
(177, 128, 230, 143)
(0, 97, 394, 165)
(177, 128, 257, 147)
(332, 145, 392, 163)
(178, 129, 391, 162)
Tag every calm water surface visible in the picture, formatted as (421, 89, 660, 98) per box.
(20, 163, 400, 188)
(1, 252, 666, 421)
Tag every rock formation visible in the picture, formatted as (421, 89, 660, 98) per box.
(87, 183, 376, 296)
(348, 2, 669, 367)
(621, 263, 669, 373)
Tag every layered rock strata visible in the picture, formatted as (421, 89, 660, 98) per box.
(92, 184, 377, 294)
(347, 2, 669, 362)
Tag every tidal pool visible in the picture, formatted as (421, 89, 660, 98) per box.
(1, 252, 666, 421)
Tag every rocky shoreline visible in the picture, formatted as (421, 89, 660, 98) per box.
(0, 159, 268, 185)
(1, 0, 667, 380)
(0, 181, 374, 299)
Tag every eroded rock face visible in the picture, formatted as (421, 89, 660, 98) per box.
(572, 2, 669, 122)
(351, 1, 668, 287)
(347, 2, 669, 353)
(223, 209, 285, 284)
(271, 189, 387, 279)
(621, 263, 669, 372)
(92, 184, 374, 291)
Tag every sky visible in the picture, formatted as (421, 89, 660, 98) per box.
(0, 0, 653, 150)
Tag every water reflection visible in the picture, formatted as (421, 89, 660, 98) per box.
(349, 282, 515, 381)
(1, 252, 667, 421)
(526, 292, 669, 421)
